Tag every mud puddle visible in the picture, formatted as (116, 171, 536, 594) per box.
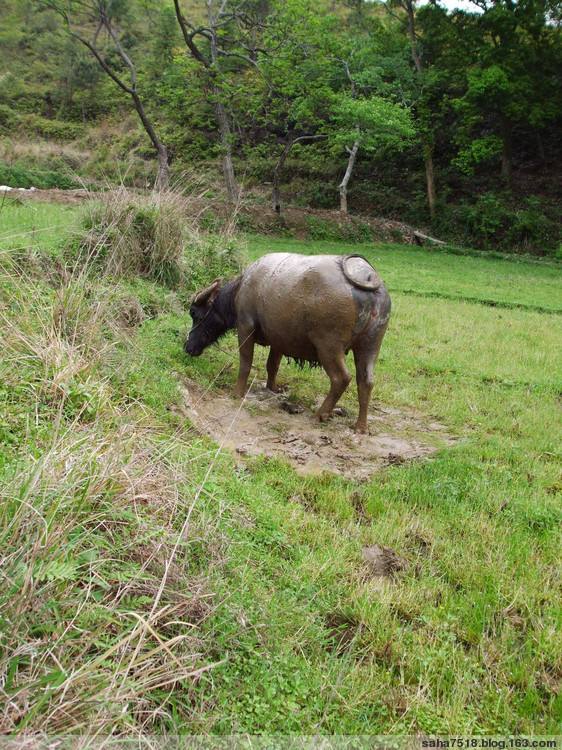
(179, 382, 455, 481)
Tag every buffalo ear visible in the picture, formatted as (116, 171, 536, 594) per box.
(193, 278, 221, 306)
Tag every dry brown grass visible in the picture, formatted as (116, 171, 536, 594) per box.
(0, 255, 224, 734)
(0, 423, 219, 734)
(0, 137, 91, 169)
(70, 185, 244, 289)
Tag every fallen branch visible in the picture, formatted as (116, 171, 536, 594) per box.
(413, 230, 447, 246)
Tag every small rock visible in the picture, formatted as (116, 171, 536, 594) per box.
(386, 452, 405, 465)
(332, 407, 349, 417)
(280, 401, 304, 415)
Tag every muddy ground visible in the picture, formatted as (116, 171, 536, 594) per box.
(179, 381, 455, 481)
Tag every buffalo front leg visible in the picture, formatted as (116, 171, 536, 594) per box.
(235, 327, 255, 398)
(353, 324, 387, 433)
(266, 348, 283, 392)
(316, 349, 351, 423)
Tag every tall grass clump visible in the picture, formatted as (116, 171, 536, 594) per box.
(0, 250, 221, 734)
(0, 424, 217, 734)
(71, 188, 244, 289)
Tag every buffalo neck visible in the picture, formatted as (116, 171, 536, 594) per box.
(215, 276, 241, 329)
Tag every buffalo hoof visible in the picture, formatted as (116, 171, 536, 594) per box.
(317, 412, 331, 423)
(354, 422, 369, 435)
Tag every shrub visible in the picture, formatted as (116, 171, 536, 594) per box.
(507, 197, 556, 251)
(305, 215, 374, 243)
(0, 162, 80, 189)
(0, 107, 84, 141)
(20, 113, 84, 141)
(0, 104, 18, 133)
(444, 192, 560, 255)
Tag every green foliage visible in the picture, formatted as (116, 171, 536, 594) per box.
(449, 193, 560, 254)
(0, 162, 80, 189)
(0, 0, 560, 249)
(0, 104, 18, 132)
(305, 215, 373, 243)
(19, 113, 84, 141)
(330, 94, 415, 153)
(453, 135, 503, 175)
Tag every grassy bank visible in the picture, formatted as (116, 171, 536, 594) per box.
(0, 200, 561, 734)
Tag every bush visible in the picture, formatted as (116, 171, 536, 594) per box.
(305, 215, 374, 243)
(20, 114, 84, 141)
(70, 189, 244, 289)
(0, 104, 18, 133)
(0, 107, 84, 141)
(0, 162, 80, 189)
(440, 192, 560, 255)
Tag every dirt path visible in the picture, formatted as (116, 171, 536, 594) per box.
(179, 382, 456, 481)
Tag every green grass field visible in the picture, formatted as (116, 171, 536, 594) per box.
(1, 200, 561, 735)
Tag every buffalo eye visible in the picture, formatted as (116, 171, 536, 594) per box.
(190, 306, 205, 322)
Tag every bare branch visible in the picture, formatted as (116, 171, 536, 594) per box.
(103, 17, 138, 87)
(173, 0, 210, 67)
(67, 29, 134, 95)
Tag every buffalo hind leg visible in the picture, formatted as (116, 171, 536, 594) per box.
(353, 323, 387, 434)
(266, 348, 283, 392)
(235, 327, 255, 398)
(316, 349, 351, 423)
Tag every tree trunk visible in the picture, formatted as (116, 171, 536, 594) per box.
(70, 30, 171, 191)
(339, 140, 359, 214)
(215, 98, 239, 203)
(423, 142, 436, 219)
(500, 118, 512, 185)
(272, 140, 293, 214)
(175, 0, 240, 201)
(536, 131, 546, 164)
(403, 0, 438, 217)
(272, 134, 327, 214)
(130, 92, 170, 191)
(155, 144, 170, 191)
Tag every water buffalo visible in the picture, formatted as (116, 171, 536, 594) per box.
(185, 253, 391, 433)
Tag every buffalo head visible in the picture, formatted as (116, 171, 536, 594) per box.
(184, 279, 227, 356)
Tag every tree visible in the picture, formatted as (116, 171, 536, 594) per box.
(450, 0, 562, 185)
(386, 0, 440, 218)
(249, 0, 336, 213)
(41, 0, 170, 189)
(330, 94, 414, 213)
(173, 0, 263, 201)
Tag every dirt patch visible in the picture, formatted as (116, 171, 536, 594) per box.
(10, 187, 92, 204)
(362, 544, 409, 578)
(179, 381, 455, 481)
(324, 613, 362, 655)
